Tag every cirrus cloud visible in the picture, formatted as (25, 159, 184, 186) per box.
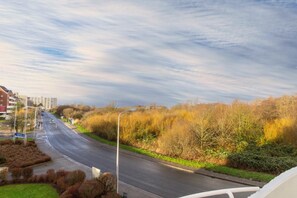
(0, 0, 297, 106)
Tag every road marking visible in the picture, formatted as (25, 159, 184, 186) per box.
(159, 162, 194, 173)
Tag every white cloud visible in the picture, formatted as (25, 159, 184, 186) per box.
(0, 0, 297, 106)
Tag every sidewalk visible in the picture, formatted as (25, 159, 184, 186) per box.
(34, 129, 161, 198)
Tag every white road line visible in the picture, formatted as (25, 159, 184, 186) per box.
(160, 162, 194, 173)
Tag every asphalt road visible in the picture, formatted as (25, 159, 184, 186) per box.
(42, 112, 253, 198)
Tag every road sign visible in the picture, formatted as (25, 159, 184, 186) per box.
(14, 133, 25, 138)
(92, 167, 101, 178)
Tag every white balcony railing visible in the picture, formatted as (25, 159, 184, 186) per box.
(180, 187, 260, 198)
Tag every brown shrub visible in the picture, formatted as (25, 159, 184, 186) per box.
(98, 172, 116, 193)
(102, 192, 121, 198)
(60, 182, 81, 198)
(29, 175, 38, 183)
(59, 192, 73, 198)
(0, 142, 51, 169)
(46, 169, 56, 183)
(64, 170, 86, 186)
(56, 170, 69, 180)
(15, 140, 23, 145)
(22, 167, 33, 180)
(37, 174, 46, 183)
(78, 179, 104, 198)
(10, 168, 22, 181)
(0, 139, 13, 145)
(57, 177, 68, 192)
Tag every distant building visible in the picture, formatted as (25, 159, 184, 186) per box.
(0, 85, 17, 118)
(28, 97, 57, 110)
(16, 94, 28, 106)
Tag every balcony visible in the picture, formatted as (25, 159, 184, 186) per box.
(7, 105, 16, 109)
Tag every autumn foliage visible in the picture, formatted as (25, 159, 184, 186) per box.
(58, 95, 297, 174)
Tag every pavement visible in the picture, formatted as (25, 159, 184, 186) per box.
(34, 128, 161, 198)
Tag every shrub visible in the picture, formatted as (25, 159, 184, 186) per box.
(158, 120, 200, 159)
(78, 179, 104, 198)
(29, 175, 38, 183)
(0, 141, 51, 169)
(0, 167, 8, 182)
(46, 169, 56, 183)
(65, 170, 86, 186)
(102, 192, 121, 198)
(60, 182, 82, 198)
(56, 170, 69, 180)
(0, 139, 13, 145)
(22, 167, 33, 180)
(228, 152, 297, 174)
(98, 172, 116, 193)
(59, 193, 73, 198)
(10, 168, 22, 181)
(264, 118, 293, 142)
(0, 155, 6, 164)
(36, 174, 48, 183)
(57, 177, 68, 192)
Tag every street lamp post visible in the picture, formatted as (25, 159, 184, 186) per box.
(24, 104, 28, 145)
(116, 108, 136, 194)
(13, 105, 17, 142)
(23, 105, 39, 144)
(33, 107, 38, 139)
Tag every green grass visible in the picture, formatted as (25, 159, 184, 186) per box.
(0, 184, 59, 198)
(0, 137, 34, 142)
(75, 124, 275, 182)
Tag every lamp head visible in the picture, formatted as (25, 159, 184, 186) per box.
(128, 107, 137, 112)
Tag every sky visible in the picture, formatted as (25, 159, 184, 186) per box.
(0, 0, 297, 107)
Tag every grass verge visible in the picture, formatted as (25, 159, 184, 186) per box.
(0, 184, 59, 198)
(0, 137, 34, 142)
(75, 124, 275, 182)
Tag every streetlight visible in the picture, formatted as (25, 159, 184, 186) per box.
(13, 104, 17, 142)
(26, 106, 39, 139)
(23, 105, 38, 145)
(24, 103, 28, 145)
(116, 108, 136, 194)
(12, 97, 38, 144)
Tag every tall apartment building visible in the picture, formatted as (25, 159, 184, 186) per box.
(28, 97, 57, 110)
(0, 85, 17, 117)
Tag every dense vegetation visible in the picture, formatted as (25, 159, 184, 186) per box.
(55, 95, 297, 175)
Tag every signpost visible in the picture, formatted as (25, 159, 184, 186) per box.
(14, 132, 26, 139)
